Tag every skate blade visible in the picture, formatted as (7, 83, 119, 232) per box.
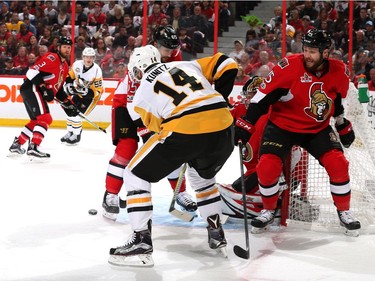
(344, 228, 359, 237)
(108, 254, 154, 267)
(102, 210, 118, 221)
(7, 152, 25, 158)
(27, 155, 50, 162)
(250, 226, 268, 234)
(215, 246, 228, 258)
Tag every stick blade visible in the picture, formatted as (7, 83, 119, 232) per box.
(169, 208, 195, 222)
(233, 245, 249, 259)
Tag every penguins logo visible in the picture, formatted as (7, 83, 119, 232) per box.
(304, 82, 332, 121)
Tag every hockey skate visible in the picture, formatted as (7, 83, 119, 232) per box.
(60, 131, 73, 142)
(108, 229, 154, 267)
(102, 191, 120, 220)
(250, 209, 275, 234)
(176, 191, 198, 212)
(337, 210, 361, 237)
(27, 143, 50, 159)
(65, 132, 81, 145)
(207, 214, 228, 258)
(8, 137, 25, 157)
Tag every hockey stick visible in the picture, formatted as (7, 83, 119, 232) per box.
(233, 140, 250, 259)
(54, 98, 107, 133)
(168, 163, 195, 222)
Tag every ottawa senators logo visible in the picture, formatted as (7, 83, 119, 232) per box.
(304, 82, 332, 121)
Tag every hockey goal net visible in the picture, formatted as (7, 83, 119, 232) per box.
(281, 82, 375, 234)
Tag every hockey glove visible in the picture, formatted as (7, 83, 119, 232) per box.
(138, 127, 152, 143)
(61, 99, 79, 117)
(74, 86, 89, 96)
(64, 82, 75, 96)
(40, 85, 54, 102)
(335, 118, 355, 148)
(234, 117, 255, 145)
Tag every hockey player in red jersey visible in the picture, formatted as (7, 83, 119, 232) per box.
(234, 29, 361, 235)
(152, 25, 182, 62)
(102, 26, 195, 220)
(9, 36, 77, 158)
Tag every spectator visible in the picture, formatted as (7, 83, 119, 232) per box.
(38, 44, 48, 58)
(135, 35, 143, 47)
(113, 61, 126, 79)
(353, 7, 371, 31)
(74, 36, 89, 60)
(74, 2, 88, 26)
(161, 0, 175, 19)
(314, 8, 333, 33)
(353, 50, 373, 80)
(123, 14, 138, 37)
(256, 64, 271, 78)
(301, 15, 314, 34)
(368, 68, 375, 91)
(0, 57, 20, 75)
(0, 2, 12, 24)
(18, 6, 35, 24)
(27, 52, 37, 67)
(102, 1, 117, 16)
(238, 52, 253, 75)
(168, 7, 188, 31)
(28, 34, 40, 55)
(323, 1, 338, 21)
(16, 23, 34, 47)
(228, 40, 245, 63)
(32, 7, 48, 38)
(112, 26, 128, 48)
(44, 0, 58, 23)
(94, 37, 111, 65)
(331, 49, 343, 61)
(124, 36, 136, 55)
(365, 20, 375, 42)
(101, 45, 125, 78)
(251, 50, 275, 76)
(107, 4, 124, 27)
(83, 1, 96, 15)
(244, 29, 259, 55)
(77, 25, 93, 47)
(0, 22, 11, 48)
(289, 9, 303, 32)
(179, 26, 195, 60)
(180, 1, 195, 18)
(125, 0, 142, 18)
(219, 0, 230, 33)
(250, 39, 276, 65)
(291, 30, 304, 53)
(48, 36, 60, 53)
(299, 0, 318, 22)
(148, 3, 168, 29)
(50, 2, 71, 26)
(235, 65, 250, 84)
(39, 26, 53, 47)
(88, 2, 107, 28)
(13, 46, 29, 74)
(268, 5, 282, 30)
(188, 4, 209, 46)
(6, 13, 24, 35)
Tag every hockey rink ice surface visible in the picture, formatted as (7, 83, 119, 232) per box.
(1, 127, 374, 281)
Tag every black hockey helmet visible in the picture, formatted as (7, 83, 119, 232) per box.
(302, 29, 331, 53)
(58, 36, 73, 46)
(153, 25, 179, 49)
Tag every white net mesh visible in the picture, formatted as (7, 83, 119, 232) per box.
(286, 82, 375, 233)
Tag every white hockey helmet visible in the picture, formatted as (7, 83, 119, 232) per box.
(82, 47, 96, 57)
(128, 45, 161, 82)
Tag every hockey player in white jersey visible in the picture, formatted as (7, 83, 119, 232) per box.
(108, 45, 238, 266)
(61, 47, 103, 144)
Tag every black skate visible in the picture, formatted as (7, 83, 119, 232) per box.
(337, 210, 361, 237)
(102, 191, 120, 220)
(27, 143, 50, 158)
(60, 131, 73, 142)
(176, 191, 197, 212)
(65, 132, 81, 145)
(250, 209, 275, 234)
(207, 214, 227, 257)
(8, 137, 25, 156)
(108, 229, 154, 267)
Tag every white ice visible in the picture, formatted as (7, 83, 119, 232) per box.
(0, 127, 374, 281)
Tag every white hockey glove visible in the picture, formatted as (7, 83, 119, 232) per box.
(64, 82, 75, 96)
(73, 79, 89, 96)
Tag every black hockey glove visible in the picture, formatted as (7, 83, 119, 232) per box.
(61, 99, 79, 117)
(40, 85, 54, 102)
(234, 117, 255, 145)
(335, 118, 355, 148)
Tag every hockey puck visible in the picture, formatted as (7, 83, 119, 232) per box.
(88, 209, 98, 215)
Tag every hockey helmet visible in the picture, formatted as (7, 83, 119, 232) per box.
(302, 29, 331, 53)
(153, 25, 179, 49)
(82, 47, 96, 57)
(242, 76, 263, 98)
(128, 45, 161, 82)
(58, 36, 73, 46)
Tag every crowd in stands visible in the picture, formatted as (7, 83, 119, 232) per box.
(228, 0, 375, 86)
(0, 0, 231, 77)
(0, 1, 374, 84)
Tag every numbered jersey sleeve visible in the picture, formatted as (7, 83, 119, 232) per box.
(131, 60, 234, 134)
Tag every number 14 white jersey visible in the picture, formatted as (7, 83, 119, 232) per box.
(130, 53, 238, 135)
